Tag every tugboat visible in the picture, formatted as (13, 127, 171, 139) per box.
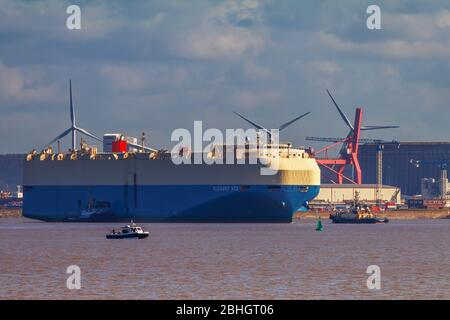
(64, 200, 118, 222)
(330, 192, 389, 224)
(106, 221, 149, 239)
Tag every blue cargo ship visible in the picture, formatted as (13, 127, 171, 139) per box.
(23, 145, 320, 222)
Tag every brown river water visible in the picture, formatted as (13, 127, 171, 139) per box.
(0, 217, 449, 299)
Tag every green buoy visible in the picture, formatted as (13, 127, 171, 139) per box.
(316, 217, 323, 231)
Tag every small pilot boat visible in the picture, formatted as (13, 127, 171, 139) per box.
(106, 221, 149, 239)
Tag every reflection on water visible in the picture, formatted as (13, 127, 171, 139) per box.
(0, 218, 449, 299)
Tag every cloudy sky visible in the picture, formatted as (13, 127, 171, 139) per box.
(0, 0, 449, 153)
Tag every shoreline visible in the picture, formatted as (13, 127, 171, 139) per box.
(0, 208, 22, 218)
(1, 208, 449, 220)
(295, 209, 450, 220)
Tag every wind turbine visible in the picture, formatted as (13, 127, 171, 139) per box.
(306, 89, 399, 184)
(325, 89, 399, 134)
(233, 110, 311, 140)
(46, 80, 102, 151)
(322, 89, 399, 160)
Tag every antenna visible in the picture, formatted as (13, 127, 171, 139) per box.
(70, 79, 76, 150)
(46, 80, 102, 151)
(141, 132, 146, 153)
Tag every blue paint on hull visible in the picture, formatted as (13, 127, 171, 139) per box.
(23, 185, 320, 223)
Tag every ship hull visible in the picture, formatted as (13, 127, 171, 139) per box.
(23, 184, 320, 222)
(330, 216, 389, 224)
(23, 153, 321, 223)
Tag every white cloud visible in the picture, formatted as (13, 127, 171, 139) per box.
(75, 5, 123, 39)
(174, 0, 268, 60)
(1, 1, 450, 152)
(100, 65, 146, 91)
(133, 11, 167, 32)
(436, 9, 450, 28)
(0, 111, 59, 152)
(230, 89, 280, 110)
(244, 62, 272, 80)
(99, 64, 190, 92)
(208, 0, 264, 26)
(317, 10, 450, 60)
(384, 13, 438, 40)
(309, 60, 343, 75)
(318, 32, 450, 59)
(177, 25, 266, 60)
(0, 62, 57, 103)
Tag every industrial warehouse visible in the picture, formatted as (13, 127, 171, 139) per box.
(313, 184, 401, 206)
(359, 142, 450, 196)
(309, 141, 450, 209)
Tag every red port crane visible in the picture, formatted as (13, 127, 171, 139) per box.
(306, 90, 399, 184)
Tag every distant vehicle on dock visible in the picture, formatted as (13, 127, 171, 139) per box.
(106, 221, 149, 239)
(330, 192, 389, 224)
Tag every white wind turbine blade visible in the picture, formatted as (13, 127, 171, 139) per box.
(46, 128, 72, 147)
(69, 80, 75, 127)
(361, 125, 400, 130)
(233, 111, 272, 136)
(326, 89, 353, 131)
(278, 111, 310, 131)
(75, 127, 102, 142)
